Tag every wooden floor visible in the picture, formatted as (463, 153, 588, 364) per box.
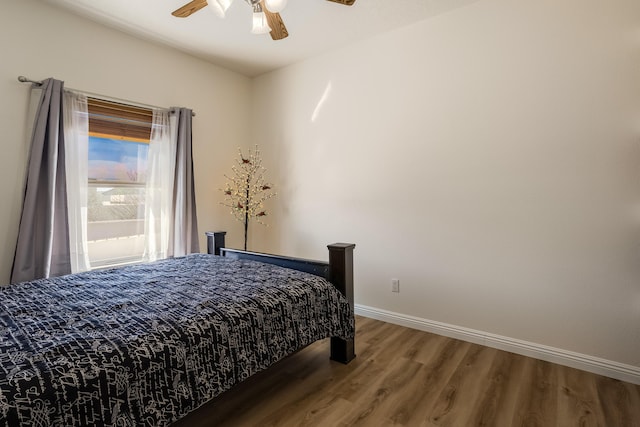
(176, 316, 640, 426)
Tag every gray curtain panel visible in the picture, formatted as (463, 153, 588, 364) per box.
(169, 107, 200, 256)
(11, 78, 71, 283)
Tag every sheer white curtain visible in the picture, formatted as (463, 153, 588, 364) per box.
(63, 91, 90, 273)
(143, 109, 177, 261)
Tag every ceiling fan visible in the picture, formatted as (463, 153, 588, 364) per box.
(172, 0, 356, 41)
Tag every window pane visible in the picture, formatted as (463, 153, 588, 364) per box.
(87, 184, 146, 267)
(88, 136, 148, 183)
(87, 134, 149, 267)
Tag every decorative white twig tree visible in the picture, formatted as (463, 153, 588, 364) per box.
(221, 146, 276, 250)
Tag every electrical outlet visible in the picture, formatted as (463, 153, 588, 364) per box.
(391, 278, 400, 293)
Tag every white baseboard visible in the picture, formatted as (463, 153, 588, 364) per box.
(354, 304, 640, 385)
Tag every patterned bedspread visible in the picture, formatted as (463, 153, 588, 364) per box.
(0, 254, 354, 426)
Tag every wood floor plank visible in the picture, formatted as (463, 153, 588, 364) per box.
(337, 356, 424, 426)
(511, 358, 558, 426)
(366, 324, 425, 365)
(596, 375, 640, 427)
(174, 316, 640, 427)
(467, 349, 529, 426)
(425, 344, 498, 426)
(297, 397, 354, 427)
(402, 338, 473, 426)
(556, 365, 602, 427)
(402, 328, 449, 366)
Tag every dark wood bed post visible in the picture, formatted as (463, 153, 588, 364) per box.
(205, 232, 355, 364)
(205, 231, 227, 255)
(328, 243, 356, 364)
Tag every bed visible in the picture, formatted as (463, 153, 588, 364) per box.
(0, 232, 355, 426)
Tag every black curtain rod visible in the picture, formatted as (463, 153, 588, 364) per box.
(17, 76, 196, 117)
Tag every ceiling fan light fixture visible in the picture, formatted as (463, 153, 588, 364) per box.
(265, 0, 288, 13)
(251, 11, 271, 34)
(251, 4, 271, 34)
(208, 0, 234, 18)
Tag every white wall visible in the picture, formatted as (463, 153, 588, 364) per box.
(251, 0, 640, 369)
(0, 0, 252, 283)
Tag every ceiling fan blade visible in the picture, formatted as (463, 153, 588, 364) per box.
(261, 0, 289, 40)
(172, 0, 208, 17)
(326, 0, 356, 5)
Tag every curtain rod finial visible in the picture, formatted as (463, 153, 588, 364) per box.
(18, 76, 43, 85)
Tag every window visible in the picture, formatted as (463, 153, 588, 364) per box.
(86, 98, 152, 268)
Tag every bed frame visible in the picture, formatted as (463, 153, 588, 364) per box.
(206, 231, 355, 364)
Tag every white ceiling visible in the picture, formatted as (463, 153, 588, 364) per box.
(42, 0, 479, 77)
